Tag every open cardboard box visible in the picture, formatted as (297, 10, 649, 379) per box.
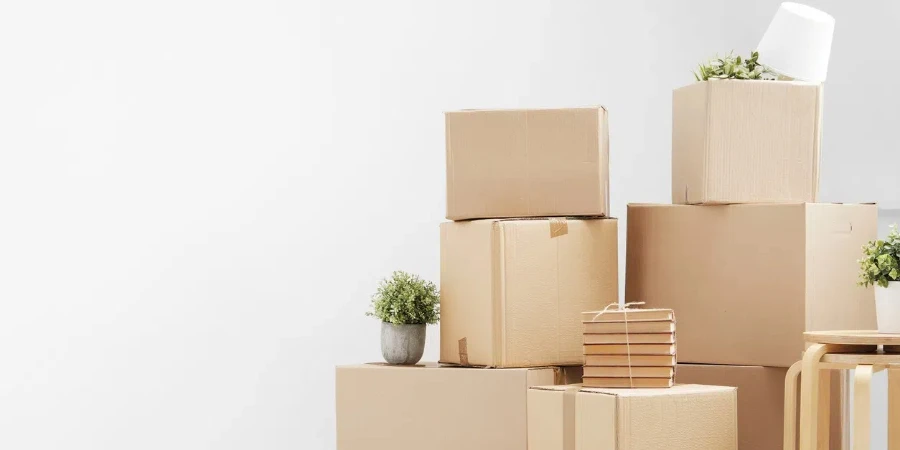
(672, 79, 822, 204)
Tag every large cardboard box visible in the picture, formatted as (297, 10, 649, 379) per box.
(672, 80, 822, 204)
(445, 107, 609, 220)
(676, 364, 847, 450)
(335, 363, 581, 450)
(625, 203, 877, 367)
(575, 384, 737, 450)
(441, 218, 618, 367)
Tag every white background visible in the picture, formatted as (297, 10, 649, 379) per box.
(1, 1, 898, 449)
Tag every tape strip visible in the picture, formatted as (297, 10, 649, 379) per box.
(549, 218, 568, 238)
(458, 337, 469, 366)
(563, 387, 577, 450)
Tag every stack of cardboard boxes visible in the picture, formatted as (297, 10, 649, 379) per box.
(336, 78, 880, 450)
(336, 107, 620, 450)
(337, 106, 746, 450)
(627, 79, 878, 449)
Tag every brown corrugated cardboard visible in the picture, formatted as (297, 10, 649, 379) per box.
(336, 363, 581, 450)
(625, 203, 877, 367)
(672, 80, 822, 204)
(676, 364, 846, 450)
(575, 384, 737, 450)
(445, 107, 609, 220)
(440, 218, 618, 367)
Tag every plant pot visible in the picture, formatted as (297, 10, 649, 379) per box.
(381, 322, 426, 365)
(876, 282, 900, 334)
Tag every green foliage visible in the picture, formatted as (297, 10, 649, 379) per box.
(693, 51, 773, 81)
(367, 271, 440, 324)
(858, 224, 900, 288)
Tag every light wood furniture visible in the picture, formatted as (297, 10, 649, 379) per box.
(785, 330, 900, 450)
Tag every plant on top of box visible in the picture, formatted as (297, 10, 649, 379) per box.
(367, 270, 439, 365)
(693, 51, 774, 81)
(858, 224, 900, 333)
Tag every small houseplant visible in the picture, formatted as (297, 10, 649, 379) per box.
(858, 225, 900, 333)
(367, 271, 440, 364)
(693, 51, 774, 81)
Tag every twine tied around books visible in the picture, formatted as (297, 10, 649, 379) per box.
(591, 302, 645, 387)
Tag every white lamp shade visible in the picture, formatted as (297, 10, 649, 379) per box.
(756, 2, 835, 82)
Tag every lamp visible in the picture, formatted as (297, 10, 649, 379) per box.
(756, 2, 835, 82)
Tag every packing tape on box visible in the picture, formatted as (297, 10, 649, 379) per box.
(458, 337, 469, 366)
(563, 387, 576, 450)
(549, 218, 568, 238)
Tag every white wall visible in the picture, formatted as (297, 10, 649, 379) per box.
(0, 1, 895, 449)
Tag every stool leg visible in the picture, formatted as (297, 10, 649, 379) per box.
(818, 368, 832, 450)
(854, 365, 873, 450)
(786, 361, 803, 450)
(800, 344, 828, 450)
(890, 368, 900, 450)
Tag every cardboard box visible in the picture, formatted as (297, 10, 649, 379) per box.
(528, 384, 737, 450)
(336, 363, 581, 450)
(676, 364, 847, 450)
(575, 384, 736, 450)
(672, 80, 822, 204)
(440, 218, 618, 367)
(625, 203, 877, 367)
(445, 107, 609, 220)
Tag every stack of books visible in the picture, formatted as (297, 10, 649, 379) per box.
(581, 308, 676, 388)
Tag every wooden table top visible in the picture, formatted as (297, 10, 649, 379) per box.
(804, 330, 900, 345)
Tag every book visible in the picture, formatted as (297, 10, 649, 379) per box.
(583, 321, 675, 334)
(583, 366, 674, 378)
(584, 354, 676, 367)
(583, 344, 676, 356)
(582, 309, 674, 323)
(582, 377, 674, 388)
(583, 333, 675, 345)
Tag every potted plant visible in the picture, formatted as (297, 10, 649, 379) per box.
(858, 224, 900, 333)
(367, 271, 440, 365)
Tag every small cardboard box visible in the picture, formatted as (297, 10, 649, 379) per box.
(626, 203, 877, 367)
(676, 364, 847, 450)
(335, 363, 581, 450)
(445, 107, 609, 220)
(440, 218, 618, 367)
(672, 80, 822, 204)
(571, 384, 736, 450)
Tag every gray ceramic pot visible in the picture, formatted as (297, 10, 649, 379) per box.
(381, 322, 426, 365)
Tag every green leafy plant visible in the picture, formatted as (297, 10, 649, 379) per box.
(693, 51, 773, 81)
(858, 224, 900, 288)
(367, 271, 440, 324)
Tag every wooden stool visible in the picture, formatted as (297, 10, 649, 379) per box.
(784, 330, 900, 450)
